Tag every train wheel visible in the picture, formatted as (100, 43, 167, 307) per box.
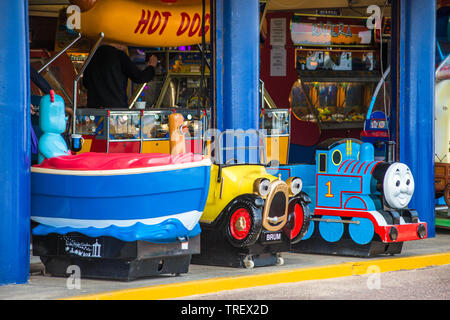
(225, 198, 262, 248)
(284, 198, 311, 244)
(348, 217, 375, 245)
(318, 215, 344, 243)
(445, 184, 450, 207)
(302, 219, 315, 240)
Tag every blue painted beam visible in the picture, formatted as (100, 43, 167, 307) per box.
(213, 0, 224, 132)
(220, 0, 260, 131)
(389, 1, 400, 153)
(0, 0, 31, 285)
(398, 0, 436, 237)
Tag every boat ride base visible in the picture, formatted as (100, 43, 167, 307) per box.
(32, 233, 200, 281)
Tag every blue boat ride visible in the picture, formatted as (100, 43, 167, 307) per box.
(31, 152, 211, 243)
(31, 90, 212, 280)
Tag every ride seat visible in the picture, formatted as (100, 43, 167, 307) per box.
(33, 152, 205, 170)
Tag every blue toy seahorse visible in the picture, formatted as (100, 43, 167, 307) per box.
(38, 90, 70, 164)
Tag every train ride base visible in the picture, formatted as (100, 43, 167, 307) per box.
(32, 233, 200, 281)
(291, 223, 405, 257)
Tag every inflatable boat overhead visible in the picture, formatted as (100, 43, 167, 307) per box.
(69, 0, 211, 47)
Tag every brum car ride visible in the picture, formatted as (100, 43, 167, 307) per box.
(192, 130, 311, 268)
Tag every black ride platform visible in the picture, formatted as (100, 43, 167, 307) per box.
(33, 233, 200, 281)
(291, 210, 417, 257)
(191, 226, 290, 268)
(291, 231, 403, 257)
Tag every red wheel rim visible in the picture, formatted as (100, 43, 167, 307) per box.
(230, 208, 251, 240)
(290, 203, 304, 239)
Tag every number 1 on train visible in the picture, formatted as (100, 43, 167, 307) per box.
(325, 181, 334, 198)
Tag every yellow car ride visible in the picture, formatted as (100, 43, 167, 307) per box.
(191, 130, 311, 268)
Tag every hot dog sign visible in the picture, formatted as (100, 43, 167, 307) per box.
(69, 0, 210, 47)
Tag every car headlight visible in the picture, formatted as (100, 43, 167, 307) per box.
(254, 178, 271, 197)
(286, 177, 302, 196)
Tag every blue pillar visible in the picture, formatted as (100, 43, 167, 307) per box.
(0, 0, 30, 284)
(398, 0, 436, 237)
(213, 0, 224, 131)
(219, 0, 260, 131)
(389, 1, 400, 150)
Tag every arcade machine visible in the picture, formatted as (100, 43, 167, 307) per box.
(287, 13, 394, 161)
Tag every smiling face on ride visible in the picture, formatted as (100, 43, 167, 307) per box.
(383, 163, 415, 209)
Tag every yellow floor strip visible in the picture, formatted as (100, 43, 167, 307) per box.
(65, 252, 450, 300)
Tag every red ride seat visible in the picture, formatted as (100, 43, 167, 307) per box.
(34, 152, 205, 171)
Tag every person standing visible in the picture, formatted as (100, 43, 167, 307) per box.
(83, 43, 158, 109)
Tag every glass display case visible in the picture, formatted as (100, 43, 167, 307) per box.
(109, 111, 142, 140)
(142, 110, 170, 140)
(261, 108, 290, 137)
(290, 79, 372, 127)
(141, 109, 208, 140)
(260, 108, 290, 165)
(75, 108, 108, 137)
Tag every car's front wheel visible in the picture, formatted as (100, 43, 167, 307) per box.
(224, 197, 263, 248)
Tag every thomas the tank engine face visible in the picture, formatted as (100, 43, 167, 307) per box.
(383, 163, 415, 209)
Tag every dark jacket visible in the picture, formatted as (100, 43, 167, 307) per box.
(30, 66, 51, 95)
(83, 45, 155, 108)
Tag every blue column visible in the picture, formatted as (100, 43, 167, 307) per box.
(398, 0, 436, 237)
(220, 0, 260, 131)
(389, 1, 400, 152)
(0, 0, 30, 284)
(213, 0, 224, 131)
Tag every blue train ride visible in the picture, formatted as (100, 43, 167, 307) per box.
(268, 138, 427, 257)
